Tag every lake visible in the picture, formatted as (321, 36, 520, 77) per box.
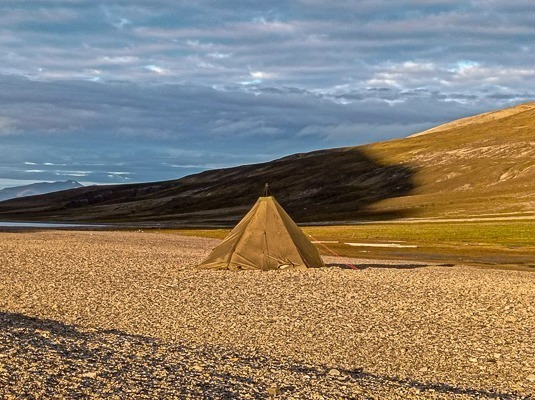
(0, 221, 108, 228)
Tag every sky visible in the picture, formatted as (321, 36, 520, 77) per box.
(1, 0, 535, 189)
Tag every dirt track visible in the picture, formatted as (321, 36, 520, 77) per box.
(0, 230, 534, 399)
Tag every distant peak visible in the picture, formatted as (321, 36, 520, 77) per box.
(0, 180, 84, 202)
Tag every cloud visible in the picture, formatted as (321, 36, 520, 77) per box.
(364, 60, 535, 96)
(0, 1, 534, 187)
(98, 56, 139, 64)
(0, 116, 16, 134)
(1, 1, 534, 90)
(250, 71, 278, 80)
(144, 65, 169, 75)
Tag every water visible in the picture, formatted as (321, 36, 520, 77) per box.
(0, 221, 107, 228)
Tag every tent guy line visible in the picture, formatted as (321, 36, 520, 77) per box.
(307, 234, 360, 271)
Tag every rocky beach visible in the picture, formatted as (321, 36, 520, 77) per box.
(0, 230, 534, 399)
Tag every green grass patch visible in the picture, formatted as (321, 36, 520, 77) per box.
(161, 220, 535, 271)
(304, 221, 535, 247)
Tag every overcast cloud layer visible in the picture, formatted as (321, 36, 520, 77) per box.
(1, 0, 534, 188)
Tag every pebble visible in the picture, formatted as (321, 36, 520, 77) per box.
(328, 368, 341, 377)
(267, 385, 282, 396)
(0, 230, 534, 399)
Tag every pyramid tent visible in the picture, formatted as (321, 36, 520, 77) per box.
(197, 193, 325, 270)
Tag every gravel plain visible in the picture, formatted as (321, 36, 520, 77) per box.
(0, 230, 534, 399)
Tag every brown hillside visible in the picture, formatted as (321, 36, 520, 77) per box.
(364, 102, 535, 219)
(0, 148, 415, 225)
(0, 102, 533, 225)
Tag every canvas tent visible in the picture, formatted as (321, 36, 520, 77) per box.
(197, 190, 325, 270)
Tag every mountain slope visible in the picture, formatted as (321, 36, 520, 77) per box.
(0, 181, 83, 202)
(0, 103, 533, 225)
(363, 102, 535, 219)
(408, 102, 535, 138)
(0, 148, 415, 225)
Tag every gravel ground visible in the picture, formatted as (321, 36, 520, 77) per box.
(0, 230, 534, 399)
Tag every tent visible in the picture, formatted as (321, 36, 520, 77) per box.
(197, 187, 325, 270)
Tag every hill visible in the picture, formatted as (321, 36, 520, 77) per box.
(0, 180, 83, 203)
(0, 150, 414, 225)
(363, 102, 535, 219)
(0, 103, 533, 225)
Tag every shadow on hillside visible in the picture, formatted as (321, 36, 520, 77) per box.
(0, 147, 419, 224)
(0, 311, 522, 399)
(170, 147, 420, 224)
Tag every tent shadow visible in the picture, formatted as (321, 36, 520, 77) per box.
(0, 311, 521, 399)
